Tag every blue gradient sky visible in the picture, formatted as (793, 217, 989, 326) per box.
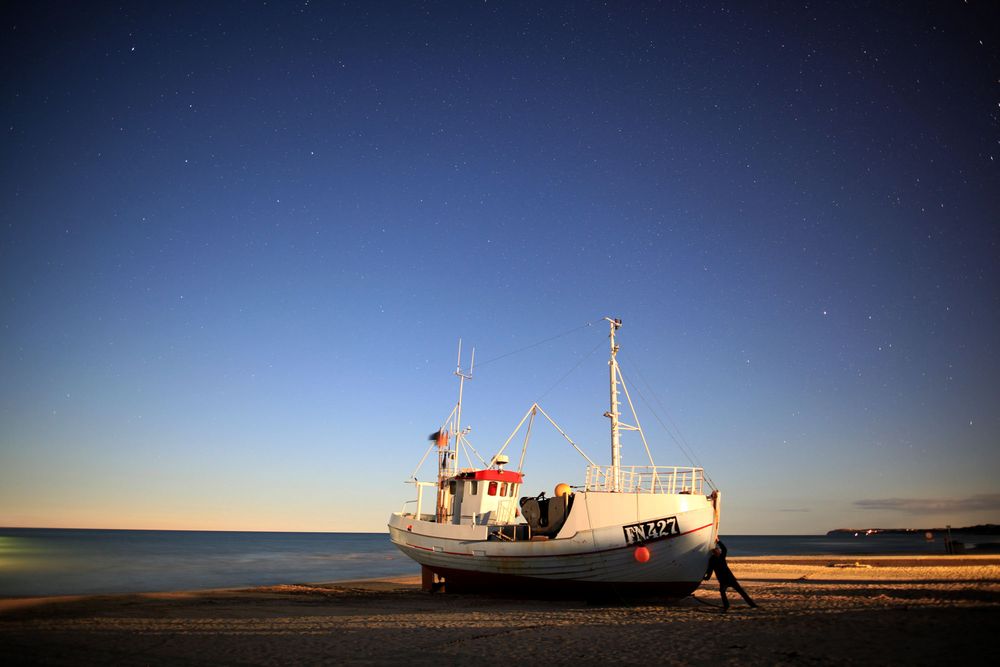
(2, 2, 998, 534)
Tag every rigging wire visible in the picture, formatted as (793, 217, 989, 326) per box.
(459, 434, 489, 469)
(409, 442, 437, 481)
(625, 367, 701, 471)
(617, 357, 717, 489)
(616, 355, 699, 465)
(614, 362, 658, 471)
(417, 318, 716, 487)
(534, 337, 606, 403)
(473, 318, 602, 370)
(409, 319, 601, 480)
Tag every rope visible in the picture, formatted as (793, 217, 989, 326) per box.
(691, 595, 722, 608)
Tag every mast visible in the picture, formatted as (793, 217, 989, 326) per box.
(604, 317, 623, 492)
(452, 340, 474, 478)
(436, 340, 473, 521)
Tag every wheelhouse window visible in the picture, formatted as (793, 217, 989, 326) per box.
(470, 480, 478, 495)
(488, 481, 498, 496)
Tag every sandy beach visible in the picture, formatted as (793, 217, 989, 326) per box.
(2, 555, 998, 665)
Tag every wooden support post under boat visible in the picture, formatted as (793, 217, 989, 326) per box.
(421, 565, 445, 593)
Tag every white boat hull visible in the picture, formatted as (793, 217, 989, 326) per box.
(388, 491, 718, 596)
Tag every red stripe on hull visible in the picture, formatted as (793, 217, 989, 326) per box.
(423, 565, 703, 599)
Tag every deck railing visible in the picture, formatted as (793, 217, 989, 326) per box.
(399, 500, 435, 522)
(585, 465, 705, 494)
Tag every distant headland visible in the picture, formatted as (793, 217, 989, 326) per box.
(826, 524, 999, 537)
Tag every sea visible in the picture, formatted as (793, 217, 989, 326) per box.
(0, 528, 993, 597)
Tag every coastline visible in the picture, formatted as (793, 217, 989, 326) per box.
(2, 556, 998, 665)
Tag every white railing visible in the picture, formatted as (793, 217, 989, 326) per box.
(399, 500, 435, 521)
(398, 481, 437, 520)
(400, 495, 518, 525)
(585, 465, 705, 494)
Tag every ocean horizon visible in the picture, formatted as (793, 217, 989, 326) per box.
(0, 527, 990, 597)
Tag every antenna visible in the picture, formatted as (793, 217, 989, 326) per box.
(455, 339, 474, 380)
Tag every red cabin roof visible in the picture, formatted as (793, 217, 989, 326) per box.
(456, 469, 524, 483)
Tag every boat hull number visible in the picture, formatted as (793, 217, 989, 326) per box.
(623, 516, 679, 545)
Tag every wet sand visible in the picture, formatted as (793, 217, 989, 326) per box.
(2, 556, 998, 665)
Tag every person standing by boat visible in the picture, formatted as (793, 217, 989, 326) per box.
(704, 538, 757, 611)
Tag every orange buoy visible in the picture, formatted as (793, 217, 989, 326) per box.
(554, 483, 571, 498)
(634, 546, 651, 563)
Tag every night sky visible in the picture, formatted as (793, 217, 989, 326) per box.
(2, 1, 998, 534)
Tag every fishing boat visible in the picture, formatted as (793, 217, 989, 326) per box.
(387, 317, 721, 596)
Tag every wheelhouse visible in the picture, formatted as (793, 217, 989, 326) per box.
(448, 468, 523, 525)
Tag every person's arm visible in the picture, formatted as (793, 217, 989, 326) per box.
(718, 541, 728, 558)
